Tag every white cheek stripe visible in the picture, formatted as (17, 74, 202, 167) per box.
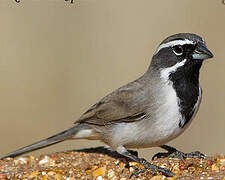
(160, 59, 187, 81)
(154, 39, 194, 55)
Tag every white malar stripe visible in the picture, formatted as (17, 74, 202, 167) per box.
(154, 39, 194, 55)
(160, 59, 187, 81)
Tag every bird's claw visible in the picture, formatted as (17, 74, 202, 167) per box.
(156, 166, 175, 177)
(129, 158, 174, 178)
(152, 150, 207, 160)
(185, 151, 207, 159)
(130, 168, 147, 178)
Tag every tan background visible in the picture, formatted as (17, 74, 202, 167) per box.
(0, 0, 224, 159)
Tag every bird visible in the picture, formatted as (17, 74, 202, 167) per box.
(1, 33, 213, 177)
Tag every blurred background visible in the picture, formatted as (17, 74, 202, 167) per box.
(0, 0, 224, 159)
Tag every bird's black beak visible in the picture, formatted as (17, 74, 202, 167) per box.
(192, 43, 213, 60)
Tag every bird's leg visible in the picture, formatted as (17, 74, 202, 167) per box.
(152, 145, 206, 160)
(116, 146, 174, 178)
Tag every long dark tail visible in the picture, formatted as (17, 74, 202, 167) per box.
(1, 125, 83, 159)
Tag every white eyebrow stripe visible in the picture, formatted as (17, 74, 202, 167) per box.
(154, 39, 194, 55)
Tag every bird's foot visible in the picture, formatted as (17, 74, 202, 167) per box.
(130, 158, 174, 178)
(169, 150, 206, 159)
(152, 145, 206, 160)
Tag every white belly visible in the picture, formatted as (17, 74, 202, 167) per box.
(110, 83, 185, 149)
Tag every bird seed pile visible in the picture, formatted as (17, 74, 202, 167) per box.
(0, 147, 224, 180)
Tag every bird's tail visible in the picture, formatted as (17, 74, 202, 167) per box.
(1, 125, 89, 159)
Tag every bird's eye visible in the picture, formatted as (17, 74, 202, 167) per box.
(173, 45, 183, 55)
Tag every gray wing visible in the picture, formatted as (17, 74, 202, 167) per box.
(75, 77, 150, 125)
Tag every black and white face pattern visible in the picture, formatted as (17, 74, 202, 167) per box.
(151, 33, 213, 72)
(152, 38, 199, 71)
(151, 33, 212, 128)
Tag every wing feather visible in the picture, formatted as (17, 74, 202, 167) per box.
(75, 78, 150, 125)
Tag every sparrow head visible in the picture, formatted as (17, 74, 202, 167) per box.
(150, 33, 213, 71)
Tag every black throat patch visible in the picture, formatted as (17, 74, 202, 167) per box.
(169, 61, 202, 128)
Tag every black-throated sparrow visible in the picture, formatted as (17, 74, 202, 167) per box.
(1, 33, 213, 177)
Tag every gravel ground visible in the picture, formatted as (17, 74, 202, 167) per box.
(0, 147, 224, 180)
